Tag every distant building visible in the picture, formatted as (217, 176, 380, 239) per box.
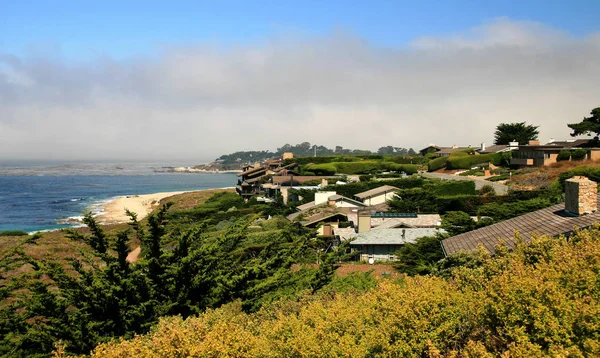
(354, 185, 400, 206)
(510, 139, 600, 167)
(350, 228, 445, 262)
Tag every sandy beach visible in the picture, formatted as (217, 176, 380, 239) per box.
(97, 190, 193, 224)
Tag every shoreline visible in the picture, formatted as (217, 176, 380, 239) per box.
(96, 187, 234, 225)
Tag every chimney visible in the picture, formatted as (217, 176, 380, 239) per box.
(402, 229, 406, 239)
(549, 138, 555, 144)
(358, 211, 371, 233)
(509, 141, 519, 148)
(528, 140, 541, 146)
(321, 178, 328, 189)
(480, 142, 486, 152)
(565, 176, 598, 216)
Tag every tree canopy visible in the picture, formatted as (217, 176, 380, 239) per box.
(494, 122, 539, 145)
(567, 107, 600, 139)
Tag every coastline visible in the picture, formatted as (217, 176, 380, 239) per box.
(95, 187, 235, 225)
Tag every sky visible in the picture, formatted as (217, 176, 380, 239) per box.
(1, 1, 600, 162)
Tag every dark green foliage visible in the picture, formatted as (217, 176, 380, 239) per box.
(494, 122, 540, 145)
(324, 177, 425, 200)
(571, 148, 588, 161)
(441, 211, 476, 236)
(394, 234, 447, 276)
(428, 180, 476, 196)
(327, 271, 377, 293)
(304, 161, 419, 175)
(558, 166, 600, 190)
(477, 197, 554, 221)
(479, 184, 496, 196)
(0, 193, 340, 357)
(487, 174, 510, 182)
(446, 153, 496, 170)
(567, 107, 600, 138)
(557, 150, 571, 161)
(0, 230, 29, 236)
(427, 156, 448, 171)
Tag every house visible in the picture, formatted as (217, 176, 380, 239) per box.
(355, 185, 400, 206)
(355, 211, 441, 233)
(435, 146, 472, 157)
(419, 144, 441, 156)
(350, 228, 445, 262)
(477, 141, 519, 154)
(510, 139, 600, 167)
(441, 176, 600, 256)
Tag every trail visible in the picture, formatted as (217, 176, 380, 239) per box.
(126, 246, 141, 263)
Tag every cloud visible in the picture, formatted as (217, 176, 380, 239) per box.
(1, 18, 599, 162)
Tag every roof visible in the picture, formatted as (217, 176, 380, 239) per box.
(479, 144, 508, 153)
(350, 228, 444, 245)
(333, 227, 358, 241)
(436, 147, 471, 155)
(272, 176, 335, 185)
(237, 166, 267, 177)
(303, 211, 348, 227)
(355, 185, 400, 200)
(328, 194, 366, 207)
(371, 214, 442, 229)
(441, 197, 600, 256)
(544, 139, 591, 147)
(297, 201, 316, 211)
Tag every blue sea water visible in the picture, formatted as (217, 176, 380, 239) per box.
(0, 162, 237, 233)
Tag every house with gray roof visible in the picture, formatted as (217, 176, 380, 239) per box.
(350, 228, 445, 262)
(441, 176, 600, 256)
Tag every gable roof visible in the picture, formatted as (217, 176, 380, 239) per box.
(350, 228, 444, 245)
(302, 211, 348, 227)
(237, 166, 267, 177)
(355, 185, 400, 200)
(328, 194, 366, 207)
(441, 196, 600, 256)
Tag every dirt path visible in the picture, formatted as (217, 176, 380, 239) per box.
(126, 246, 141, 263)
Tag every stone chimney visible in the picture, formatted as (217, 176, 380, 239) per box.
(528, 140, 541, 146)
(565, 176, 598, 216)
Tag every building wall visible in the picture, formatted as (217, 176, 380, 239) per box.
(356, 244, 403, 262)
(315, 191, 337, 205)
(589, 150, 600, 161)
(363, 192, 398, 206)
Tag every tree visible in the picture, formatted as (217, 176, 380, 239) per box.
(440, 211, 476, 236)
(494, 122, 539, 145)
(567, 107, 600, 139)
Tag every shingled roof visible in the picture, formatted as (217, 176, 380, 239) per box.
(355, 185, 399, 200)
(441, 195, 600, 256)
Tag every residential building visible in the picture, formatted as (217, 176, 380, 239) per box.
(350, 228, 445, 262)
(441, 176, 599, 256)
(510, 139, 600, 167)
(355, 185, 400, 206)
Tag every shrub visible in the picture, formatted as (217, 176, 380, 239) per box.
(557, 150, 571, 161)
(558, 166, 600, 190)
(571, 148, 588, 161)
(477, 197, 553, 221)
(486, 174, 510, 182)
(479, 184, 496, 196)
(447, 153, 495, 170)
(427, 157, 448, 171)
(427, 180, 477, 196)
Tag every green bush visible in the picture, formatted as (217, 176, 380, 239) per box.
(486, 174, 510, 182)
(477, 197, 553, 221)
(426, 180, 476, 196)
(427, 157, 448, 171)
(571, 148, 588, 161)
(558, 166, 600, 190)
(557, 150, 571, 161)
(304, 161, 418, 175)
(447, 153, 495, 170)
(304, 163, 337, 175)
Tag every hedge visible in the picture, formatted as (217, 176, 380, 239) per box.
(446, 153, 496, 170)
(571, 148, 588, 161)
(304, 161, 418, 175)
(425, 180, 476, 196)
(427, 157, 448, 171)
(557, 150, 571, 162)
(558, 166, 600, 190)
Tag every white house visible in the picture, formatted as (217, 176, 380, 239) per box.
(354, 185, 399, 206)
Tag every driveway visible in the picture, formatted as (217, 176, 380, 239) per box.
(420, 172, 509, 195)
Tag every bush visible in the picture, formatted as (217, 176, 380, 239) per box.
(477, 197, 553, 221)
(558, 166, 600, 190)
(486, 174, 510, 182)
(427, 180, 477, 196)
(557, 150, 571, 161)
(571, 148, 588, 161)
(0, 230, 29, 236)
(427, 157, 448, 171)
(479, 184, 496, 196)
(447, 153, 495, 170)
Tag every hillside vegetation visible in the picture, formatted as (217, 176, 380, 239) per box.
(90, 226, 600, 357)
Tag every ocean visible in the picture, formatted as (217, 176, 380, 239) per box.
(0, 162, 237, 233)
